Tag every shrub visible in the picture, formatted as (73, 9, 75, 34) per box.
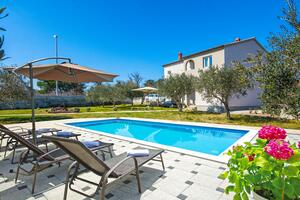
(222, 125, 300, 200)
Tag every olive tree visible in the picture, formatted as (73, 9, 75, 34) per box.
(250, 0, 300, 119)
(0, 69, 29, 104)
(87, 82, 128, 106)
(195, 64, 254, 119)
(158, 73, 195, 112)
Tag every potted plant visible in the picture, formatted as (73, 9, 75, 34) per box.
(222, 125, 300, 200)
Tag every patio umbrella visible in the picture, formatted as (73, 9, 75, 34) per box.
(14, 62, 117, 83)
(11, 57, 118, 144)
(132, 87, 159, 105)
(132, 86, 158, 93)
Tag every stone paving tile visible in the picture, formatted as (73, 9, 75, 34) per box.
(194, 164, 225, 178)
(0, 120, 245, 200)
(152, 176, 191, 197)
(181, 183, 223, 200)
(164, 168, 195, 180)
(142, 188, 179, 200)
(190, 173, 223, 189)
(219, 193, 235, 200)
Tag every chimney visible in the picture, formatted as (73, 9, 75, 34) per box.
(178, 52, 183, 61)
(235, 37, 241, 42)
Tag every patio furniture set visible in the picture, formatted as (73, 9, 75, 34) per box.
(0, 124, 165, 200)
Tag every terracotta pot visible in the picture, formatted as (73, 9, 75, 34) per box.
(251, 191, 268, 200)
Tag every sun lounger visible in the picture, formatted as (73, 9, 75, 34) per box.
(0, 127, 113, 194)
(42, 135, 165, 200)
(0, 124, 80, 163)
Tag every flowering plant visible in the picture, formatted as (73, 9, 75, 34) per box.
(221, 125, 300, 200)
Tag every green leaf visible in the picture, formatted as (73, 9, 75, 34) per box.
(245, 185, 251, 194)
(285, 183, 295, 199)
(233, 193, 242, 200)
(244, 142, 252, 146)
(256, 138, 267, 146)
(234, 178, 243, 193)
(240, 157, 249, 169)
(290, 177, 300, 195)
(255, 157, 268, 168)
(283, 165, 299, 177)
(241, 192, 249, 200)
(287, 152, 300, 164)
(225, 185, 235, 194)
(272, 177, 284, 189)
(218, 171, 228, 180)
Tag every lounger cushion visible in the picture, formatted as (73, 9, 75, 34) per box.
(56, 131, 76, 138)
(82, 141, 103, 148)
(104, 148, 163, 176)
(36, 128, 60, 134)
(36, 128, 52, 132)
(127, 149, 149, 157)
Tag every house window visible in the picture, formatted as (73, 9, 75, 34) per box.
(203, 55, 212, 68)
(185, 60, 195, 70)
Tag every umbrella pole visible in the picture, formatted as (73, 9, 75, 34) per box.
(29, 63, 36, 144)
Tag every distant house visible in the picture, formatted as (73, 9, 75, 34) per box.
(163, 37, 266, 111)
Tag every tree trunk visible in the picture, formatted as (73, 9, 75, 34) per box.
(141, 95, 145, 105)
(177, 101, 183, 112)
(178, 104, 183, 112)
(224, 102, 231, 119)
(131, 98, 134, 106)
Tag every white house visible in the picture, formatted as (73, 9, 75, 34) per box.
(163, 37, 266, 111)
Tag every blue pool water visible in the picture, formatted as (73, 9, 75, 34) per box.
(67, 119, 248, 156)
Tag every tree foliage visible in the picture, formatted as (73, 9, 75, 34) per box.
(37, 80, 85, 95)
(251, 0, 300, 119)
(129, 72, 143, 87)
(124, 81, 142, 105)
(0, 69, 29, 104)
(195, 64, 253, 119)
(144, 79, 156, 87)
(87, 81, 129, 106)
(158, 73, 195, 111)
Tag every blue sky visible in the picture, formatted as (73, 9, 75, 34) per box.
(1, 0, 287, 83)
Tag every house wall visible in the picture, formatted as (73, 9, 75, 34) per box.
(163, 49, 225, 108)
(224, 39, 264, 66)
(163, 39, 264, 111)
(163, 48, 225, 78)
(224, 40, 264, 109)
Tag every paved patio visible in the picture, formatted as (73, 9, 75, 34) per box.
(0, 119, 299, 200)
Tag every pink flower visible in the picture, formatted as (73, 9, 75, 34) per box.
(298, 141, 300, 149)
(264, 139, 294, 160)
(258, 125, 287, 140)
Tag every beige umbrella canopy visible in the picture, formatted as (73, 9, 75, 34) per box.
(9, 57, 118, 144)
(14, 62, 118, 83)
(132, 86, 158, 93)
(132, 87, 159, 105)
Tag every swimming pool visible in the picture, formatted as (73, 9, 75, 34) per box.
(65, 118, 256, 157)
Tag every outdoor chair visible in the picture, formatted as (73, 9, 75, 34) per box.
(42, 135, 165, 200)
(0, 128, 113, 194)
(0, 124, 30, 150)
(0, 125, 50, 163)
(0, 124, 62, 153)
(0, 125, 80, 163)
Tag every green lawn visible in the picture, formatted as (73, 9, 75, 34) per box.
(0, 104, 173, 115)
(1, 110, 300, 130)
